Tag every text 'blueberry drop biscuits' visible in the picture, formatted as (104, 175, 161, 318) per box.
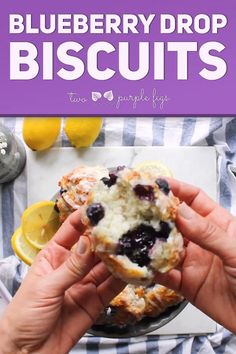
(84, 167, 184, 285)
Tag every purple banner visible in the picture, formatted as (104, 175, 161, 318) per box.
(0, 0, 235, 115)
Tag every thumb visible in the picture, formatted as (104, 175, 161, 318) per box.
(48, 236, 95, 294)
(177, 203, 236, 264)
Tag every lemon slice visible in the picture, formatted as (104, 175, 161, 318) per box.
(134, 160, 173, 177)
(11, 227, 39, 266)
(22, 201, 60, 249)
(64, 117, 103, 148)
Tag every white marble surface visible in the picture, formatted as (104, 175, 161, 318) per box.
(27, 146, 217, 202)
(27, 146, 217, 335)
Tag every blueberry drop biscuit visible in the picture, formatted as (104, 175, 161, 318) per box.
(84, 167, 183, 285)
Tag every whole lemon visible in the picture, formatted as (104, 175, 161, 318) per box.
(23, 118, 61, 151)
(64, 117, 103, 148)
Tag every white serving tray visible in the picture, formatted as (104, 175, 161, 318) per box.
(27, 146, 217, 335)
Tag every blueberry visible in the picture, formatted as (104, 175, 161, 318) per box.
(60, 188, 67, 195)
(86, 203, 105, 225)
(155, 178, 170, 195)
(108, 173, 118, 186)
(101, 174, 117, 187)
(101, 177, 111, 187)
(159, 221, 171, 239)
(117, 223, 172, 267)
(117, 225, 156, 267)
(101, 173, 117, 187)
(54, 202, 60, 213)
(133, 184, 155, 201)
(101, 166, 126, 188)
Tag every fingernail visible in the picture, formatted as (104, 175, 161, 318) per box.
(76, 236, 88, 255)
(178, 203, 195, 220)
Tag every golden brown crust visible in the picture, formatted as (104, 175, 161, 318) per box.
(150, 244, 183, 274)
(97, 252, 152, 286)
(144, 286, 183, 317)
(110, 286, 146, 323)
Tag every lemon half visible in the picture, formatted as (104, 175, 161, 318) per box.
(11, 227, 39, 266)
(22, 201, 60, 249)
(134, 160, 173, 177)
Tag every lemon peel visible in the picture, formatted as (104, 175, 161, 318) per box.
(134, 160, 173, 178)
(23, 117, 61, 151)
(64, 117, 103, 148)
(11, 227, 39, 266)
(22, 201, 60, 249)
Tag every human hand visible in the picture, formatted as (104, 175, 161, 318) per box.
(0, 210, 125, 354)
(155, 179, 236, 333)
